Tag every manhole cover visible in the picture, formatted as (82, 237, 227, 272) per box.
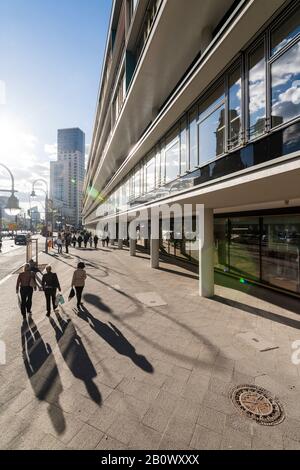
(230, 384, 285, 426)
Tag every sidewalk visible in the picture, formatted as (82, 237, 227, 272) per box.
(0, 244, 300, 450)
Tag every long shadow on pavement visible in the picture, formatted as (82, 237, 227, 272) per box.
(21, 316, 66, 434)
(77, 306, 153, 373)
(49, 311, 102, 404)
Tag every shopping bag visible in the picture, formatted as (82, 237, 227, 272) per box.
(68, 287, 75, 300)
(56, 293, 65, 305)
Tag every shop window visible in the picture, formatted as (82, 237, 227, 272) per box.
(165, 128, 180, 183)
(188, 106, 198, 169)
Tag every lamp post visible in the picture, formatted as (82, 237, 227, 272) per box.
(0, 163, 21, 218)
(31, 179, 49, 253)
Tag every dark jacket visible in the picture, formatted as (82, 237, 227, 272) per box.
(42, 272, 61, 290)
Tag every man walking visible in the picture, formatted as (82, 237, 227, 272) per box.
(16, 264, 37, 317)
(93, 234, 99, 249)
(42, 265, 61, 317)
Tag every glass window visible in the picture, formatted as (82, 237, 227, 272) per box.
(155, 147, 161, 186)
(198, 84, 225, 164)
(146, 155, 155, 192)
(228, 66, 242, 149)
(229, 216, 261, 281)
(248, 42, 266, 140)
(134, 168, 141, 198)
(271, 6, 300, 56)
(271, 40, 300, 127)
(188, 106, 198, 169)
(180, 118, 187, 174)
(165, 129, 180, 183)
(261, 214, 300, 294)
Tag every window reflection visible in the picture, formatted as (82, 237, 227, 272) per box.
(145, 155, 155, 192)
(271, 5, 300, 56)
(248, 43, 266, 140)
(180, 118, 187, 174)
(165, 132, 180, 183)
(189, 107, 198, 169)
(199, 84, 225, 164)
(271, 41, 300, 127)
(228, 67, 242, 149)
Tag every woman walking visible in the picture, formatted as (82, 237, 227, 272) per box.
(71, 262, 87, 310)
(72, 234, 77, 248)
(16, 264, 37, 317)
(42, 265, 61, 317)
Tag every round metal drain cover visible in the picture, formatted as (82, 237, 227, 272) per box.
(230, 384, 285, 426)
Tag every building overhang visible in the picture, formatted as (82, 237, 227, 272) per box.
(83, 0, 286, 219)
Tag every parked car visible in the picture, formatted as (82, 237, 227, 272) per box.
(14, 233, 30, 245)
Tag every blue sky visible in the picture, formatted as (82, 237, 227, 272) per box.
(0, 0, 112, 208)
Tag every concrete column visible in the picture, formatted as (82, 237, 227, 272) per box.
(199, 208, 214, 298)
(129, 237, 136, 256)
(150, 238, 160, 268)
(118, 238, 123, 249)
(200, 25, 213, 54)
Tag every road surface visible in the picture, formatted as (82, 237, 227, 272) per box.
(0, 236, 45, 282)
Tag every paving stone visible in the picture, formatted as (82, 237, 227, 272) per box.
(0, 413, 29, 447)
(96, 435, 127, 450)
(38, 434, 68, 450)
(225, 413, 254, 437)
(172, 398, 200, 423)
(202, 391, 234, 415)
(283, 436, 300, 450)
(159, 436, 189, 450)
(88, 405, 118, 433)
(117, 378, 160, 403)
(190, 425, 222, 450)
(128, 424, 161, 450)
(197, 405, 226, 434)
(142, 405, 171, 434)
(68, 423, 104, 450)
(106, 414, 139, 445)
(221, 428, 252, 450)
(163, 416, 196, 446)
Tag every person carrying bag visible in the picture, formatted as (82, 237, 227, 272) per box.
(42, 265, 61, 317)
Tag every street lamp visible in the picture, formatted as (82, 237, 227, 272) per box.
(31, 179, 49, 253)
(0, 163, 21, 216)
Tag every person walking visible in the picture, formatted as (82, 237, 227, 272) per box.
(83, 233, 89, 249)
(71, 262, 87, 310)
(65, 233, 71, 254)
(77, 234, 83, 249)
(42, 265, 61, 317)
(56, 235, 63, 254)
(93, 234, 99, 249)
(105, 233, 110, 247)
(89, 236, 93, 248)
(16, 264, 37, 317)
(72, 234, 77, 248)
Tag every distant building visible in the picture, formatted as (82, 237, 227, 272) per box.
(50, 128, 85, 227)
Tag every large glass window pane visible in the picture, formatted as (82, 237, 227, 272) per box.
(262, 215, 300, 294)
(199, 106, 225, 164)
(229, 217, 260, 281)
(198, 84, 225, 164)
(188, 106, 198, 169)
(180, 118, 187, 174)
(248, 43, 266, 140)
(228, 67, 242, 149)
(271, 41, 300, 127)
(134, 168, 141, 198)
(155, 147, 161, 186)
(146, 155, 155, 192)
(214, 218, 229, 271)
(165, 129, 179, 183)
(271, 6, 300, 56)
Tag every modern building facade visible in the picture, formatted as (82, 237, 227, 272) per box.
(50, 128, 85, 227)
(83, 0, 300, 298)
